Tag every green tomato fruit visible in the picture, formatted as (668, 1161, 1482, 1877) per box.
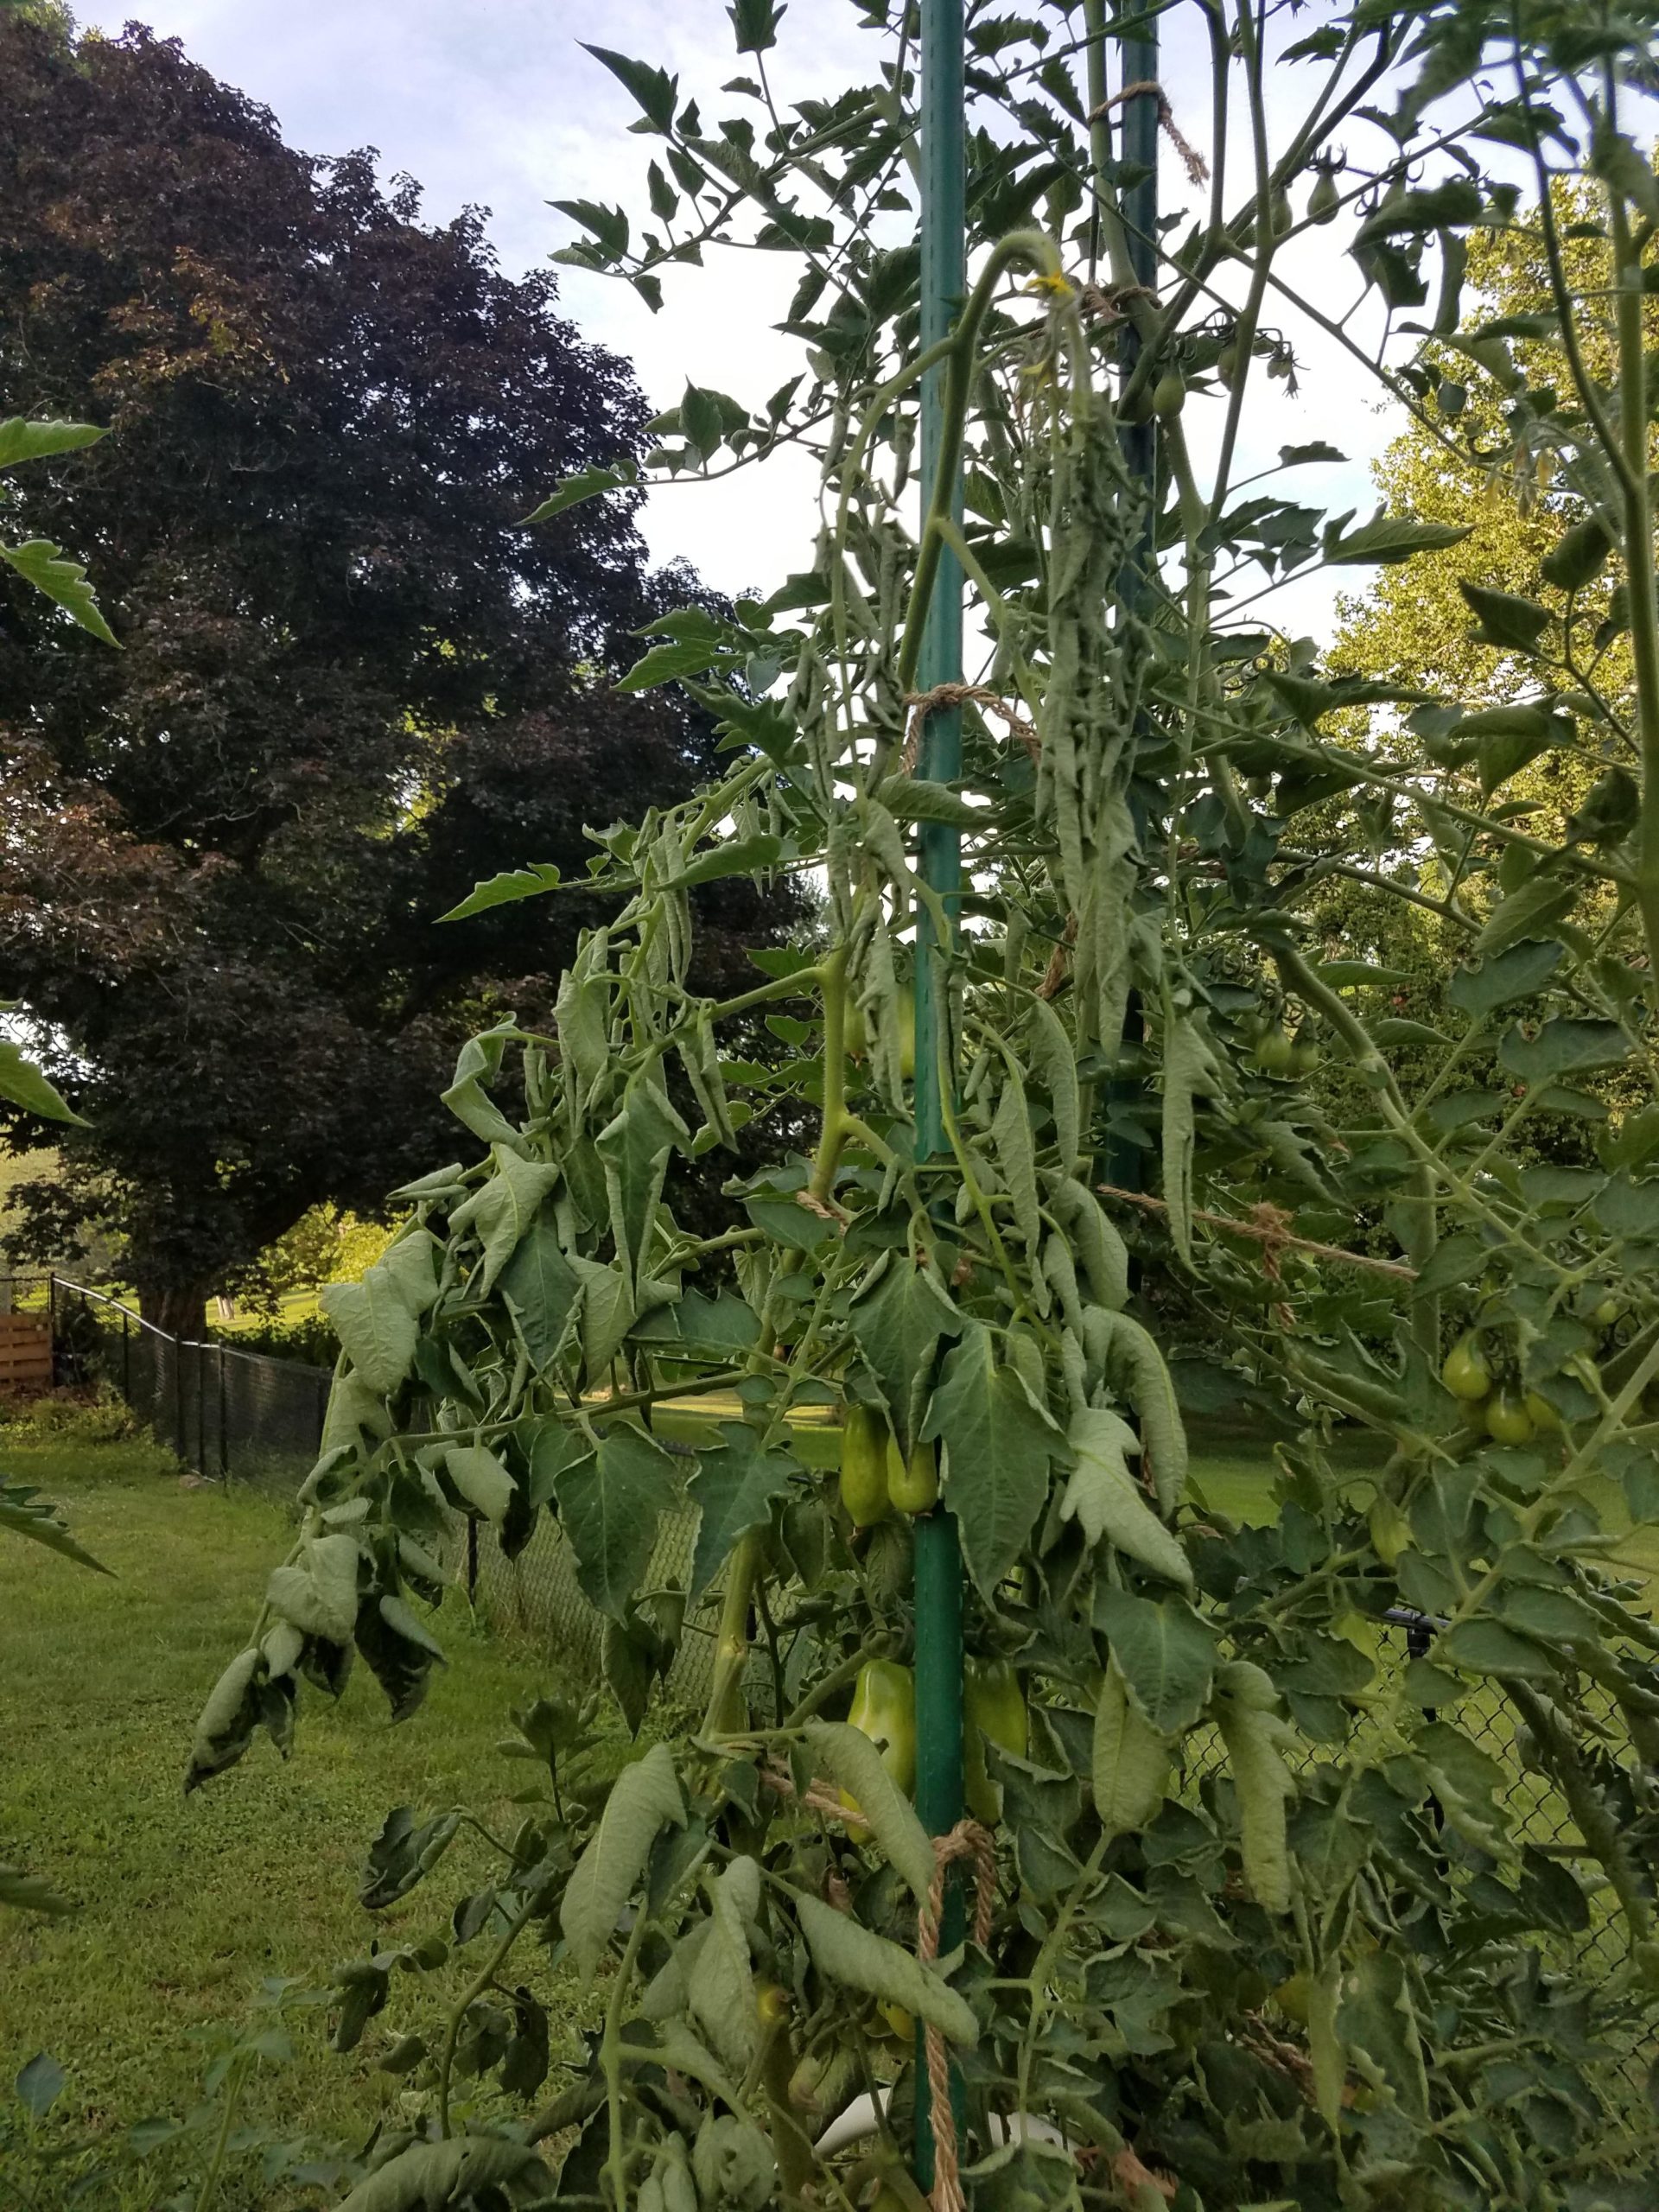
(1485, 1390, 1535, 1446)
(837, 1403, 891, 1529)
(1370, 1497, 1410, 1568)
(887, 1437, 939, 1516)
(1268, 187, 1294, 238)
(1274, 1972, 1312, 2025)
(1440, 1333, 1492, 1402)
(1307, 168, 1340, 224)
(842, 1656, 917, 1826)
(1152, 367, 1187, 418)
(1254, 1027, 1295, 1074)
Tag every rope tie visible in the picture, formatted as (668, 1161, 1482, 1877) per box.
(1077, 280, 1159, 326)
(1088, 79, 1209, 188)
(1036, 912, 1078, 1002)
(759, 1764, 859, 1825)
(915, 1818, 997, 2212)
(903, 683, 1040, 773)
(1096, 1182, 1419, 1284)
(758, 1769, 996, 2211)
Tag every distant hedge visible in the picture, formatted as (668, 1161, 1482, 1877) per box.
(209, 1312, 339, 1369)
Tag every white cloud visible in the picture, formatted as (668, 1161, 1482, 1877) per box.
(79, 2, 1422, 618)
(79, 2, 874, 592)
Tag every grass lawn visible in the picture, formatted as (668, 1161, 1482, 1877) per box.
(18, 1411, 1629, 2202)
(0, 1415, 1302, 2203)
(0, 1433, 598, 2204)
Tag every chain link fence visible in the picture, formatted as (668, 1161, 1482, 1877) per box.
(1180, 1626, 1651, 2096)
(466, 1478, 717, 1701)
(47, 1277, 1653, 2093)
(48, 1275, 711, 1689)
(53, 1278, 333, 1495)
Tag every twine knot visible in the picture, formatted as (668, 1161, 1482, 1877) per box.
(1088, 79, 1209, 188)
(903, 684, 1040, 773)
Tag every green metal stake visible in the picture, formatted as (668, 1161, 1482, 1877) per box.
(1115, 3, 1160, 525)
(912, 0, 966, 2190)
(1087, 0, 1159, 1198)
(1116, 4, 1159, 1197)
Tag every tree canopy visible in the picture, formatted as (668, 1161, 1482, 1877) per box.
(0, 16, 779, 1330)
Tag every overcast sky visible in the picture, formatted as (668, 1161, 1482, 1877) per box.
(78, 1, 1409, 630)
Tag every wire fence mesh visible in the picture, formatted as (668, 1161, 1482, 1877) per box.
(48, 1275, 710, 1687)
(53, 1279, 332, 1497)
(48, 1275, 1653, 2097)
(465, 1475, 719, 1703)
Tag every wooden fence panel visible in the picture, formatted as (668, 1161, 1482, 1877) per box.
(0, 1313, 53, 1392)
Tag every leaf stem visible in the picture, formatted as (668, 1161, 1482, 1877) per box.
(192, 2051, 251, 2212)
(437, 1891, 541, 2135)
(896, 230, 1067, 690)
(601, 1906, 652, 2210)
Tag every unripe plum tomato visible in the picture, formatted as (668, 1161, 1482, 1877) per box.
(840, 1656, 917, 1836)
(1254, 1026, 1294, 1074)
(1484, 1389, 1535, 1446)
(837, 1403, 891, 1528)
(887, 1437, 938, 1515)
(1289, 1035, 1321, 1076)
(1440, 1332, 1492, 1402)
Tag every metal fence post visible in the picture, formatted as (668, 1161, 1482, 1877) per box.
(174, 1328, 186, 1465)
(218, 1344, 229, 1482)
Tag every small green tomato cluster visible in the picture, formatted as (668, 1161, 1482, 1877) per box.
(1440, 1331, 1556, 1446)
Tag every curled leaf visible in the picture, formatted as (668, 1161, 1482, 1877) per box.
(562, 1745, 685, 1980)
(795, 1891, 976, 2045)
(803, 1719, 936, 1900)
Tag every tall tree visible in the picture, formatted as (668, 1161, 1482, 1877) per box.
(1332, 197, 1643, 805)
(0, 18, 777, 1333)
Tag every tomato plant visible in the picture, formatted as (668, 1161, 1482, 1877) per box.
(193, 3, 1659, 2206)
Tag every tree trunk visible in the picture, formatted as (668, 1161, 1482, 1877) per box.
(139, 1282, 211, 1342)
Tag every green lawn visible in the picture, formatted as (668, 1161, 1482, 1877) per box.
(0, 1418, 1302, 2205)
(0, 1414, 1480, 2208)
(6, 1414, 1651, 2202)
(0, 1434, 594, 2205)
